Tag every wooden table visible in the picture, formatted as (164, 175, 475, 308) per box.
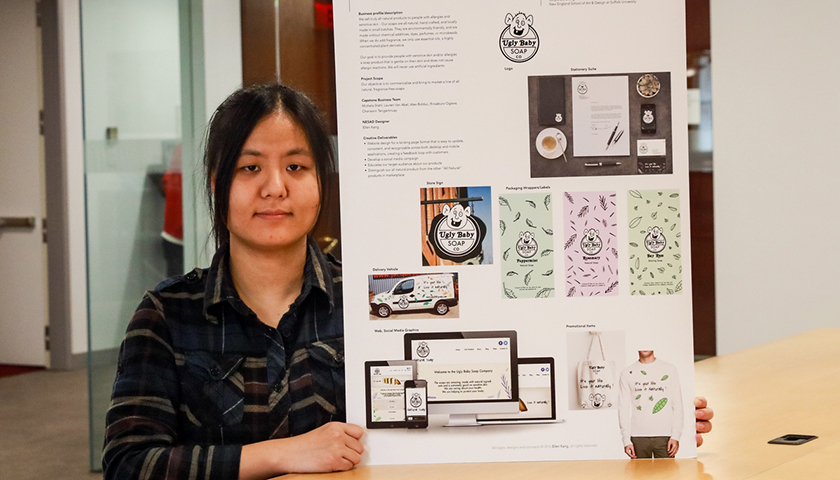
(284, 328, 840, 479)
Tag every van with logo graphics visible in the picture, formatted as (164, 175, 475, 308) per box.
(369, 273, 458, 318)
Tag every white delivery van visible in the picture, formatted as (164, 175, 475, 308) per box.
(370, 273, 458, 318)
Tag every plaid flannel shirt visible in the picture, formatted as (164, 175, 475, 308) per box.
(103, 237, 345, 479)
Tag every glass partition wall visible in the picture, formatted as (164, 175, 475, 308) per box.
(82, 0, 186, 470)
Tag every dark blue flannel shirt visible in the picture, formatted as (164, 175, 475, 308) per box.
(103, 237, 345, 480)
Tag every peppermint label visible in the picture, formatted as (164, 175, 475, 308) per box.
(499, 192, 554, 299)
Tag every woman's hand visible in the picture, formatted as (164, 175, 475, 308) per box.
(695, 396, 714, 446)
(280, 422, 365, 473)
(240, 422, 364, 479)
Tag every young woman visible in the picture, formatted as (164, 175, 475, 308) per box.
(103, 84, 362, 480)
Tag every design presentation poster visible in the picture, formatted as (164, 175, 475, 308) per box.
(334, 0, 695, 465)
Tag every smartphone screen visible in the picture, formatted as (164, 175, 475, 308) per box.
(640, 103, 656, 134)
(404, 380, 428, 428)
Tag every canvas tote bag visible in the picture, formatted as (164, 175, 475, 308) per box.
(576, 332, 616, 409)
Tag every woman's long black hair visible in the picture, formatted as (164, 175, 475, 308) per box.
(204, 83, 335, 249)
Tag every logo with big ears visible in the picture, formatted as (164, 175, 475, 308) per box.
(580, 228, 603, 255)
(644, 226, 666, 253)
(499, 12, 539, 63)
(427, 202, 487, 263)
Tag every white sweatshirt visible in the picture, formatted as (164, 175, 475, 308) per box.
(618, 359, 684, 446)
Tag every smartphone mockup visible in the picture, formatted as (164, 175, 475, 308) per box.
(640, 103, 656, 134)
(403, 380, 428, 428)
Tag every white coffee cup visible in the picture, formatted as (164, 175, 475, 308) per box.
(541, 134, 558, 152)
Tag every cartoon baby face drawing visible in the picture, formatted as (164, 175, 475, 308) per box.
(589, 393, 606, 409)
(516, 231, 538, 258)
(644, 226, 667, 253)
(441, 204, 471, 230)
(520, 231, 535, 244)
(505, 12, 533, 38)
(431, 204, 481, 258)
(580, 228, 603, 256)
(648, 226, 662, 239)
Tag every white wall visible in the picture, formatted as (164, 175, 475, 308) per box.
(711, 1, 840, 354)
(80, 0, 182, 141)
(197, 0, 243, 266)
(179, 0, 244, 275)
(59, 0, 89, 356)
(202, 0, 243, 125)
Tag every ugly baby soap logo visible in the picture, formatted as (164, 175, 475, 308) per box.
(516, 231, 538, 258)
(580, 228, 603, 256)
(428, 203, 487, 262)
(644, 226, 667, 254)
(577, 81, 588, 95)
(416, 341, 430, 358)
(499, 12, 539, 63)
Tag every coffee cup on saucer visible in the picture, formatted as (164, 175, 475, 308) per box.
(536, 128, 567, 160)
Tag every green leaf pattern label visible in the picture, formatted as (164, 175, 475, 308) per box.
(499, 193, 554, 299)
(627, 189, 682, 295)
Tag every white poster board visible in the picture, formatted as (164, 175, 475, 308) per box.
(334, 0, 695, 465)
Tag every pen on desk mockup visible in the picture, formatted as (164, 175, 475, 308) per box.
(605, 122, 619, 150)
(584, 162, 622, 167)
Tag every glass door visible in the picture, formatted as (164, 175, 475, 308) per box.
(80, 0, 184, 470)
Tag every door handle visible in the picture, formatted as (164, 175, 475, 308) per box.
(0, 217, 36, 229)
